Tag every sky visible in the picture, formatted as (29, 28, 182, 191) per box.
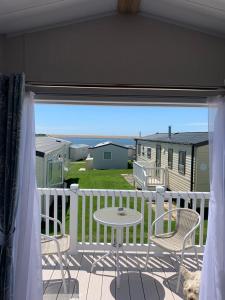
(35, 104, 208, 136)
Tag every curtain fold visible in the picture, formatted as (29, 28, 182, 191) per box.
(13, 92, 42, 300)
(200, 96, 225, 300)
(0, 74, 24, 300)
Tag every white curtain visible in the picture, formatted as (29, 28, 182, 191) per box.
(13, 93, 42, 300)
(200, 96, 225, 300)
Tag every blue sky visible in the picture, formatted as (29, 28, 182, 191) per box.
(35, 104, 208, 136)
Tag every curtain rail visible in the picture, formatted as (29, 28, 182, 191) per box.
(26, 83, 225, 106)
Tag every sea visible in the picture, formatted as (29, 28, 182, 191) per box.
(64, 137, 135, 147)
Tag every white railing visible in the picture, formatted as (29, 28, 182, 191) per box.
(133, 161, 167, 189)
(38, 186, 209, 253)
(133, 161, 148, 189)
(145, 167, 167, 187)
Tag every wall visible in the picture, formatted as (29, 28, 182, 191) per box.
(194, 144, 210, 192)
(4, 15, 225, 87)
(92, 145, 128, 169)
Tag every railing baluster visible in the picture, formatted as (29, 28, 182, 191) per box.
(199, 196, 205, 246)
(133, 193, 137, 245)
(184, 194, 189, 208)
(53, 191, 58, 235)
(96, 194, 100, 244)
(176, 196, 181, 209)
(104, 191, 108, 244)
(70, 185, 78, 253)
(119, 192, 122, 207)
(126, 194, 130, 245)
(111, 192, 116, 244)
(192, 194, 197, 244)
(148, 194, 152, 243)
(140, 193, 145, 245)
(62, 193, 66, 234)
(168, 195, 172, 233)
(45, 190, 50, 236)
(82, 192, 86, 244)
(89, 193, 93, 244)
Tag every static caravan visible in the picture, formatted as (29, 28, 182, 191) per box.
(126, 145, 136, 160)
(69, 144, 89, 161)
(36, 136, 71, 188)
(135, 132, 209, 192)
(90, 142, 128, 169)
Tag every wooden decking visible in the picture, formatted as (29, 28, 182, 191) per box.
(43, 251, 202, 300)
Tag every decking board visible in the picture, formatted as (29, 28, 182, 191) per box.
(43, 251, 202, 300)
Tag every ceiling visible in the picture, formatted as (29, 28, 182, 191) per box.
(0, 0, 225, 36)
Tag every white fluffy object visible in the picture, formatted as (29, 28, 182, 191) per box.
(180, 266, 201, 300)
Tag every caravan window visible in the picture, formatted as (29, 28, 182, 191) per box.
(47, 160, 63, 186)
(103, 151, 112, 160)
(137, 144, 141, 156)
(168, 148, 173, 169)
(178, 151, 186, 175)
(147, 147, 151, 159)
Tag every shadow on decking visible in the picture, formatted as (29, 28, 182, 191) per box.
(43, 251, 203, 300)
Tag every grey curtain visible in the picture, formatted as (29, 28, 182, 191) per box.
(0, 74, 25, 300)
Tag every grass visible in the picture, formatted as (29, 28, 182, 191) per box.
(64, 162, 134, 189)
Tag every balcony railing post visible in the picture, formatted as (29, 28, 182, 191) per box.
(69, 184, 79, 254)
(155, 186, 165, 235)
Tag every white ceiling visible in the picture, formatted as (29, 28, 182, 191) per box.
(0, 0, 225, 36)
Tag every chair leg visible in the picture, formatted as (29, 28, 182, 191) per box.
(176, 250, 185, 293)
(193, 246, 199, 270)
(58, 251, 68, 294)
(64, 251, 69, 268)
(145, 241, 151, 270)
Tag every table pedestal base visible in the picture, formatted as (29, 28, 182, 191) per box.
(91, 228, 124, 288)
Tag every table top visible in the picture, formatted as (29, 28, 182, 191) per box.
(93, 207, 143, 227)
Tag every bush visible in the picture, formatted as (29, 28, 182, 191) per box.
(128, 160, 133, 169)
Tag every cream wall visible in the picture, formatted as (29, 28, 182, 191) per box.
(3, 15, 225, 87)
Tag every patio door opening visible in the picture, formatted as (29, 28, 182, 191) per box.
(35, 97, 210, 300)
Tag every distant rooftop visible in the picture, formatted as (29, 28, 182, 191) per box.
(36, 136, 71, 156)
(70, 144, 89, 149)
(89, 141, 128, 149)
(136, 132, 208, 146)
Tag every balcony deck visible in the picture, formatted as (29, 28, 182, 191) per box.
(43, 251, 202, 300)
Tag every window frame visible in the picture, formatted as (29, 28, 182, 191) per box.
(137, 144, 141, 156)
(168, 148, 173, 169)
(47, 159, 64, 186)
(147, 147, 151, 159)
(178, 151, 186, 175)
(156, 144, 161, 167)
(103, 151, 112, 160)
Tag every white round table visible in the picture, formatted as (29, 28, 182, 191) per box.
(91, 207, 143, 287)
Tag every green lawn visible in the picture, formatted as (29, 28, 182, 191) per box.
(49, 162, 208, 245)
(65, 162, 134, 189)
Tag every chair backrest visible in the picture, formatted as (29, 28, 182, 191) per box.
(176, 209, 200, 238)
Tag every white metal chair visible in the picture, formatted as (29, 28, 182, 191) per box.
(41, 214, 70, 294)
(145, 208, 201, 293)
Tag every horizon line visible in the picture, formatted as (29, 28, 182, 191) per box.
(47, 134, 139, 139)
